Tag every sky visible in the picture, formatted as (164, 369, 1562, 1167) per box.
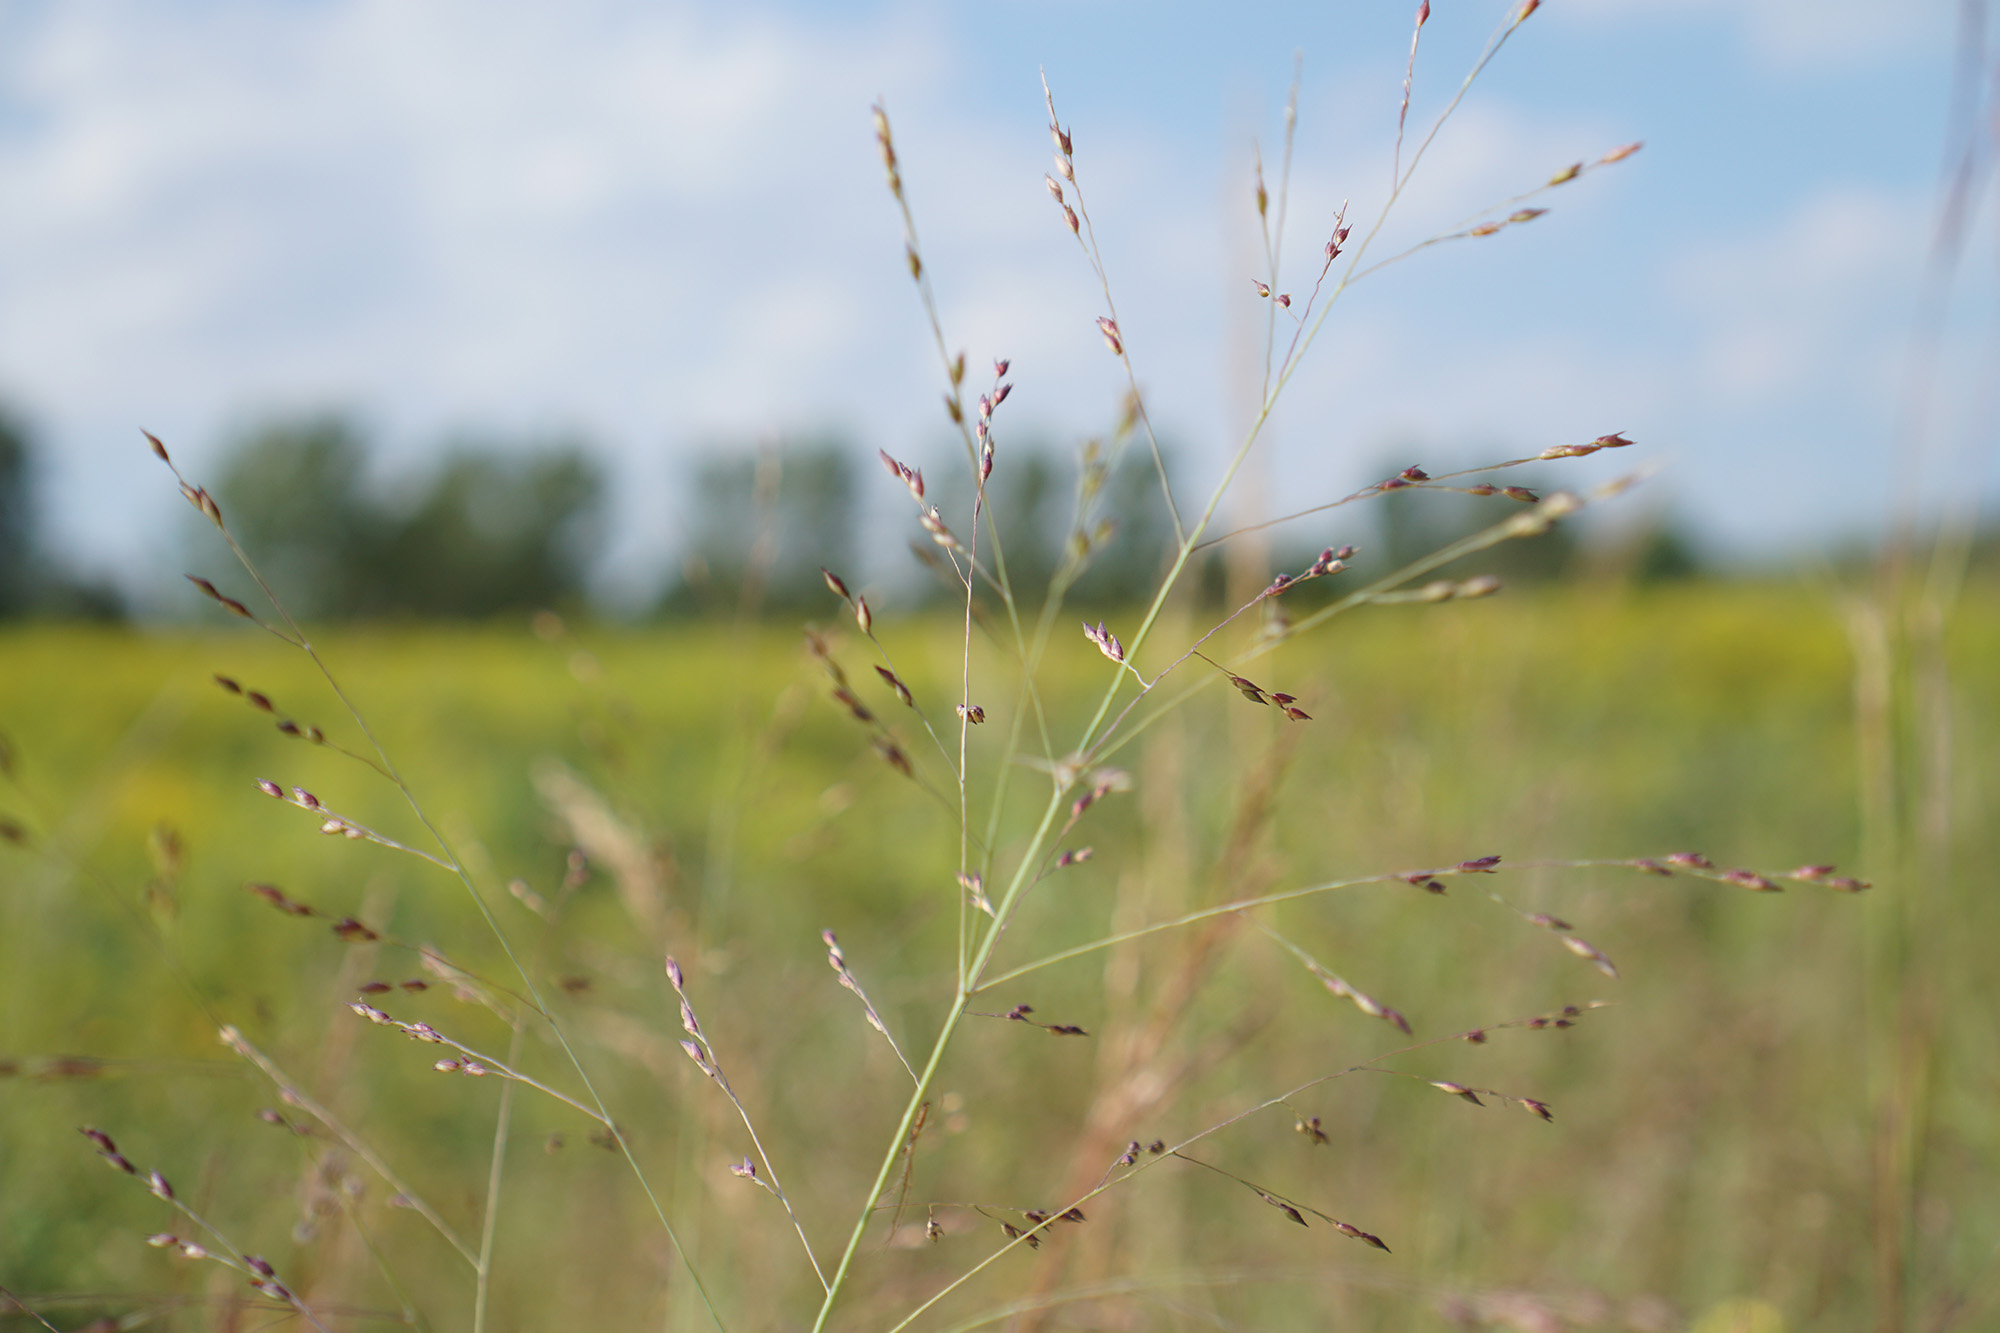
(0, 0, 1992, 608)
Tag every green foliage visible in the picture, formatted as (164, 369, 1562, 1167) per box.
(0, 405, 125, 621)
(366, 448, 605, 618)
(1373, 466, 1579, 583)
(657, 439, 857, 615)
(210, 415, 378, 616)
(0, 408, 32, 615)
(0, 593, 1991, 1329)
(213, 414, 606, 619)
(912, 439, 1180, 610)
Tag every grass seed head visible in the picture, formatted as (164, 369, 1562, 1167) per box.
(1430, 1081, 1484, 1107)
(1083, 620, 1125, 663)
(872, 738, 913, 778)
(1561, 935, 1620, 978)
(875, 666, 913, 706)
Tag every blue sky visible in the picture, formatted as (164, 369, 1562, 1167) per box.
(0, 0, 1987, 604)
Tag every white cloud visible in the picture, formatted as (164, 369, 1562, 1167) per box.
(1570, 0, 1949, 70)
(1671, 186, 1919, 405)
(0, 0, 1974, 599)
(0, 1, 961, 582)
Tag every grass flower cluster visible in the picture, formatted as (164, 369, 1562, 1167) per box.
(1, 9, 1916, 1332)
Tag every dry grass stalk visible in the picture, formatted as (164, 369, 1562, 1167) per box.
(45, 15, 1870, 1332)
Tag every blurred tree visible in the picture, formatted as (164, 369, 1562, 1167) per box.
(0, 406, 124, 620)
(364, 446, 605, 618)
(1068, 441, 1179, 608)
(908, 438, 1179, 611)
(979, 447, 1063, 605)
(212, 415, 605, 619)
(0, 409, 31, 616)
(659, 439, 856, 616)
(1369, 461, 1577, 585)
(1631, 521, 1703, 583)
(211, 415, 380, 618)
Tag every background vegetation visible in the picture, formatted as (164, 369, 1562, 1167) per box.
(1, 573, 1993, 1330)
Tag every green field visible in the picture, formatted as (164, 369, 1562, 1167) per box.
(1, 585, 1995, 1331)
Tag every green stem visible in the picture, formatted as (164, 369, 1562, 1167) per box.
(809, 989, 969, 1332)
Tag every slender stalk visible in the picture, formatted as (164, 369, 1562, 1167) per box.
(1043, 71, 1185, 544)
(717, 1076, 830, 1293)
(880, 1006, 1576, 1333)
(0, 1288, 62, 1333)
(223, 1028, 479, 1268)
(817, 34, 1552, 1324)
(161, 455, 727, 1330)
(472, 1020, 526, 1333)
(810, 989, 972, 1332)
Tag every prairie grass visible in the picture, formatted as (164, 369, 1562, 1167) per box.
(3, 7, 1992, 1329)
(2, 587, 1993, 1328)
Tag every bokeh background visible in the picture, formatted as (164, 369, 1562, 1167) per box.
(0, 0, 1995, 606)
(2, 2, 1997, 1331)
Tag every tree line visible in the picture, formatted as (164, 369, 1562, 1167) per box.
(0, 408, 1722, 624)
(0, 409, 123, 619)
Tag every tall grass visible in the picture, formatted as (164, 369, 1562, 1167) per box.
(0, 7, 1915, 1331)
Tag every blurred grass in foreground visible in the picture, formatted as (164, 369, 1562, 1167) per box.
(1, 582, 1995, 1331)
